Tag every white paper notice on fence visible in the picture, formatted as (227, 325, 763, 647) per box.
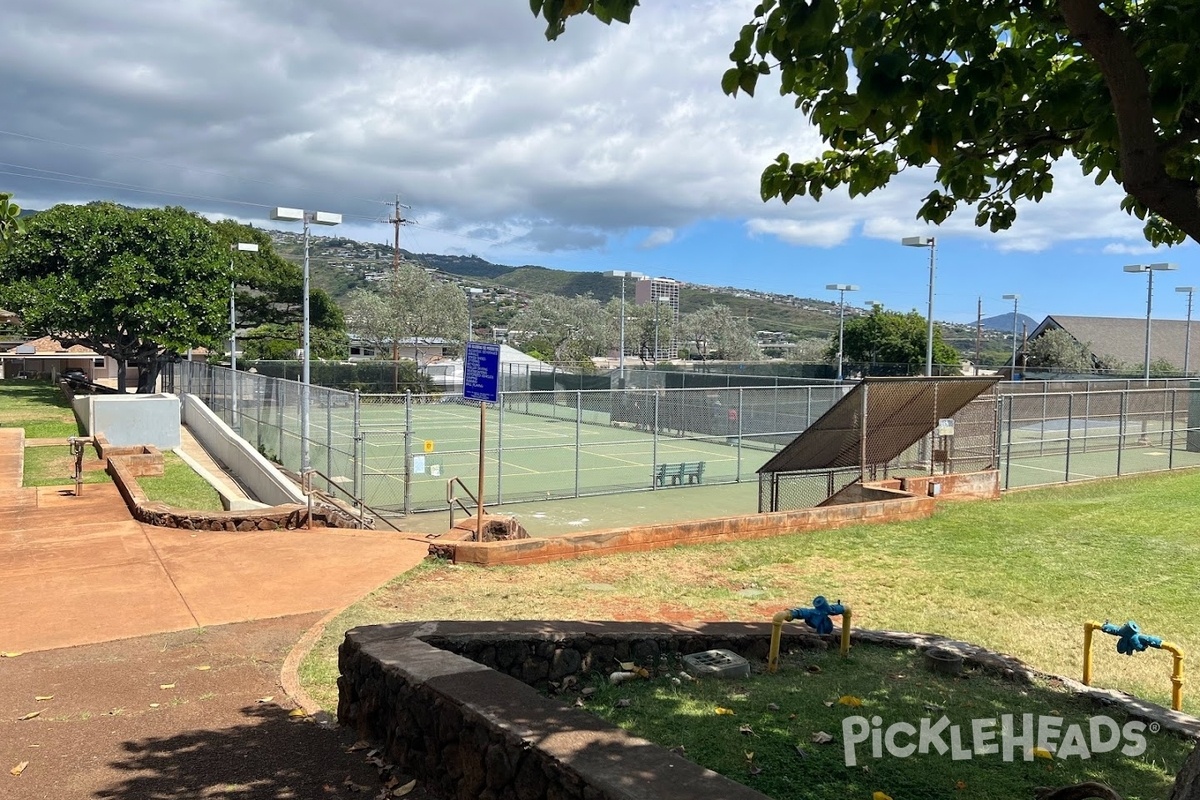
(412, 455, 426, 474)
(430, 463, 441, 477)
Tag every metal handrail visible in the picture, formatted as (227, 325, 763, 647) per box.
(446, 476, 480, 530)
(300, 467, 407, 535)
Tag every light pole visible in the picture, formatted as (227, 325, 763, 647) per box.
(1123, 262, 1178, 384)
(466, 287, 484, 342)
(270, 207, 341, 473)
(229, 242, 260, 431)
(826, 283, 859, 382)
(901, 236, 937, 376)
(1177, 286, 1196, 377)
(1002, 293, 1021, 379)
(606, 269, 646, 382)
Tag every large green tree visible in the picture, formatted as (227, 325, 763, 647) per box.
(342, 264, 469, 365)
(0, 203, 231, 392)
(832, 306, 960, 374)
(679, 303, 763, 361)
(515, 294, 613, 364)
(1026, 327, 1096, 373)
(531, 1, 1200, 245)
(0, 193, 24, 248)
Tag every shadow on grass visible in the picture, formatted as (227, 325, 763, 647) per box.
(94, 704, 398, 800)
(579, 646, 1193, 800)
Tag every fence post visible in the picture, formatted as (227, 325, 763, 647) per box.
(276, 379, 284, 463)
(736, 388, 744, 482)
(403, 391, 413, 515)
(352, 390, 361, 509)
(1064, 393, 1074, 482)
(497, 393, 504, 505)
(255, 372, 264, 453)
(1117, 391, 1127, 476)
(859, 384, 869, 485)
(651, 392, 660, 488)
(325, 393, 333, 492)
(1004, 394, 1014, 490)
(1170, 390, 1177, 470)
(575, 391, 582, 498)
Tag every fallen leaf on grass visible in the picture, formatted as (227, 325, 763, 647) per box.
(806, 664, 821, 673)
(195, 665, 211, 671)
(615, 698, 631, 708)
(1031, 746, 1054, 760)
(822, 701, 834, 708)
(872, 792, 893, 800)
(34, 695, 53, 702)
(811, 731, 835, 744)
(11, 761, 29, 776)
(715, 707, 735, 716)
(668, 745, 687, 756)
(617, 660, 636, 671)
(956, 780, 968, 790)
(748, 764, 763, 776)
(149, 703, 160, 709)
(766, 703, 780, 712)
(288, 708, 308, 718)
(738, 724, 754, 736)
(159, 683, 175, 690)
(393, 779, 417, 797)
(837, 695, 863, 707)
(793, 745, 807, 760)
(18, 711, 40, 721)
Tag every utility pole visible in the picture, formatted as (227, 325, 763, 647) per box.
(385, 195, 410, 392)
(975, 296, 982, 373)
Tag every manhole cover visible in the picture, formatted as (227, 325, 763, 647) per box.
(682, 649, 751, 679)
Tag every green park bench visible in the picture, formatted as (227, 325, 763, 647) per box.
(653, 461, 705, 487)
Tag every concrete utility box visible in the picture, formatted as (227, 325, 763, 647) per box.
(73, 393, 181, 450)
(682, 649, 751, 679)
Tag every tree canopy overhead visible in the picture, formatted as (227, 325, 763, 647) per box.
(531, 0, 1200, 246)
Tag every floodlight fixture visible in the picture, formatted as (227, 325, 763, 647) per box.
(900, 235, 938, 376)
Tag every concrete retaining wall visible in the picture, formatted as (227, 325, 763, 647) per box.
(73, 393, 181, 449)
(435, 494, 936, 566)
(180, 394, 305, 507)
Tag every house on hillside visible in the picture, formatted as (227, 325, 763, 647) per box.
(1023, 315, 1200, 375)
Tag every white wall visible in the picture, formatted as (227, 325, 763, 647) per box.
(73, 393, 181, 449)
(180, 394, 306, 507)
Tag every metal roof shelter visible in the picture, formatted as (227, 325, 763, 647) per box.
(757, 377, 1000, 511)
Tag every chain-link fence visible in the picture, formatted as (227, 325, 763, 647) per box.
(175, 362, 1200, 516)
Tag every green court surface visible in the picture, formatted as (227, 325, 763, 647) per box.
(1003, 444, 1200, 488)
(392, 481, 762, 538)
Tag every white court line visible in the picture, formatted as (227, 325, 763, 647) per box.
(1008, 461, 1098, 480)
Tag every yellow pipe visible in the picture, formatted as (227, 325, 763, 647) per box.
(1082, 620, 1185, 712)
(767, 606, 853, 673)
(841, 606, 853, 657)
(1083, 620, 1101, 686)
(767, 610, 793, 674)
(1160, 641, 1185, 712)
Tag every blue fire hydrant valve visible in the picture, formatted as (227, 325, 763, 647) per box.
(1101, 620, 1163, 655)
(789, 596, 846, 636)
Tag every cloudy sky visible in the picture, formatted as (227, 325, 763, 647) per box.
(3, 0, 1196, 325)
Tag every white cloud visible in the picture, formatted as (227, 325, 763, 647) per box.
(640, 228, 676, 248)
(746, 217, 856, 248)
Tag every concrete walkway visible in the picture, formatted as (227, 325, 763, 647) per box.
(0, 427, 430, 654)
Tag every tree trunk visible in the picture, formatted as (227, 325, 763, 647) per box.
(1171, 743, 1200, 800)
(116, 358, 127, 392)
(136, 358, 161, 393)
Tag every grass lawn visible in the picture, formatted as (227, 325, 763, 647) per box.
(22, 443, 111, 487)
(301, 468, 1200, 730)
(575, 645, 1191, 800)
(0, 379, 82, 438)
(139, 452, 224, 512)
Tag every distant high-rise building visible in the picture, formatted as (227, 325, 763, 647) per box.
(635, 277, 680, 361)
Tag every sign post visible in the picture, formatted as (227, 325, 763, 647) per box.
(463, 342, 500, 541)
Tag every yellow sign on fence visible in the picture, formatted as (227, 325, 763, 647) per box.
(424, 440, 435, 453)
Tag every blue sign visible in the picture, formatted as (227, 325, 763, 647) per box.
(463, 341, 500, 403)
